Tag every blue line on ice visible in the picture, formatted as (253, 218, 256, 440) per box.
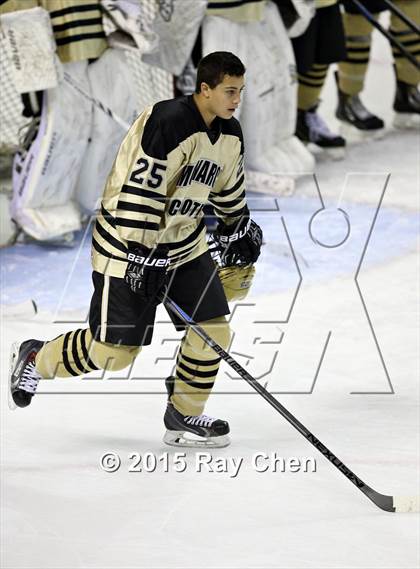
(1, 194, 418, 311)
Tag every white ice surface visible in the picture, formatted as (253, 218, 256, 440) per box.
(1, 28, 419, 569)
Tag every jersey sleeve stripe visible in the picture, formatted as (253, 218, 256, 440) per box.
(101, 205, 117, 227)
(213, 174, 244, 198)
(92, 236, 127, 261)
(116, 200, 163, 217)
(94, 219, 128, 254)
(168, 242, 196, 260)
(210, 191, 246, 209)
(121, 184, 166, 203)
(114, 218, 160, 231)
(212, 204, 248, 219)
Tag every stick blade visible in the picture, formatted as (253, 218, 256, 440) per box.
(393, 495, 420, 513)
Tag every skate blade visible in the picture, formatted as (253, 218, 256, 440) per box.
(8, 342, 21, 411)
(163, 430, 231, 449)
(339, 122, 385, 143)
(393, 113, 420, 130)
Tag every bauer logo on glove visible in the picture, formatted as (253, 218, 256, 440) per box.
(125, 245, 170, 302)
(213, 209, 263, 266)
(127, 252, 171, 267)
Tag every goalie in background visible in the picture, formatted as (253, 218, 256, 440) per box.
(8, 51, 263, 449)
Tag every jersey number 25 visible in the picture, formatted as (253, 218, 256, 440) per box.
(129, 158, 166, 189)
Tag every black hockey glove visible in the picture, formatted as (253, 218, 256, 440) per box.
(124, 245, 170, 302)
(214, 212, 263, 265)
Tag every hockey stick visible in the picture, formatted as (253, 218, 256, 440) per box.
(62, 71, 131, 131)
(382, 0, 420, 35)
(163, 294, 419, 513)
(349, 0, 420, 69)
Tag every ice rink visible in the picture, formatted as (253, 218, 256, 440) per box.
(1, 26, 419, 569)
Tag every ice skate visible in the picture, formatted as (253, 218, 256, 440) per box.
(335, 72, 385, 141)
(393, 80, 420, 129)
(163, 376, 230, 448)
(296, 106, 346, 160)
(9, 339, 44, 410)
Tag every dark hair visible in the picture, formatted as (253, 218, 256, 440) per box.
(195, 51, 246, 94)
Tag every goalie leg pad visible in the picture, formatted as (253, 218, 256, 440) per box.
(11, 60, 90, 241)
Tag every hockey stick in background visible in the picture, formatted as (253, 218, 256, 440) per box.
(163, 294, 419, 513)
(62, 71, 131, 131)
(382, 0, 420, 35)
(349, 0, 420, 69)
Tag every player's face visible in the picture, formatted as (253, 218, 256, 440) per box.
(208, 75, 245, 119)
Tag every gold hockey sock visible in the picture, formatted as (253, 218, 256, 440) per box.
(171, 316, 231, 416)
(391, 0, 420, 85)
(35, 328, 140, 378)
(338, 11, 375, 96)
(298, 64, 329, 110)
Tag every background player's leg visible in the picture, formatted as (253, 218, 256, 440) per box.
(297, 63, 329, 111)
(338, 11, 373, 97)
(390, 0, 420, 127)
(296, 63, 346, 156)
(336, 10, 385, 134)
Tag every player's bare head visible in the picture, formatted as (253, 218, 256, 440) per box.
(195, 51, 246, 94)
(195, 52, 245, 120)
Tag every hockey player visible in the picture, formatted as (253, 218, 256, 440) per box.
(336, 0, 420, 135)
(8, 51, 263, 448)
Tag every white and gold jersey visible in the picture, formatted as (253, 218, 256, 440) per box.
(0, 1, 107, 63)
(92, 95, 248, 278)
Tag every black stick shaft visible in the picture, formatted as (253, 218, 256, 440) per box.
(349, 0, 420, 69)
(164, 295, 394, 512)
(382, 0, 420, 35)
